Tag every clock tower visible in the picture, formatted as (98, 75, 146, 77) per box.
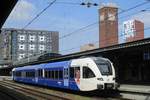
(99, 3, 118, 48)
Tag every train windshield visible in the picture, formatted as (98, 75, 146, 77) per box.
(95, 60, 112, 75)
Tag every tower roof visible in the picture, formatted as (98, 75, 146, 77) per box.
(100, 3, 118, 9)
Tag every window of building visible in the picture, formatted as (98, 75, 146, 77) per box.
(28, 53, 32, 57)
(83, 66, 95, 78)
(18, 35, 25, 41)
(39, 45, 45, 51)
(39, 36, 45, 42)
(19, 44, 25, 50)
(18, 53, 25, 60)
(29, 44, 35, 50)
(29, 35, 35, 42)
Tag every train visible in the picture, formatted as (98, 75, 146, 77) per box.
(12, 57, 118, 91)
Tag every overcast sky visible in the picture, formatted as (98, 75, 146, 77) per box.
(3, 0, 150, 54)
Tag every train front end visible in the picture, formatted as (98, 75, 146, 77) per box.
(93, 57, 119, 90)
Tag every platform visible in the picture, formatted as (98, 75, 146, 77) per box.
(119, 84, 150, 94)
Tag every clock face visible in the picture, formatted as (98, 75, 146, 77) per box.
(108, 13, 115, 21)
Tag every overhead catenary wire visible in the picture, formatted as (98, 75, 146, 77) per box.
(59, 1, 150, 40)
(119, 8, 150, 20)
(55, 2, 80, 5)
(59, 22, 98, 39)
(19, 1, 150, 55)
(60, 26, 150, 53)
(22, 0, 57, 29)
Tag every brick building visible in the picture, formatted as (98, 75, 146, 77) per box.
(99, 3, 118, 48)
(123, 20, 144, 42)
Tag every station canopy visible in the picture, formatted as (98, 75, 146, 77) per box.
(0, 0, 17, 28)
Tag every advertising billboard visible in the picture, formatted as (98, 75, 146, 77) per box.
(123, 20, 136, 38)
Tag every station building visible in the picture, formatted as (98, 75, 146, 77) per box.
(0, 28, 59, 62)
(123, 20, 144, 42)
(80, 43, 97, 52)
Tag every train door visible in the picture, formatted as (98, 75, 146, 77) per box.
(35, 69, 38, 83)
(63, 67, 69, 87)
(74, 67, 80, 85)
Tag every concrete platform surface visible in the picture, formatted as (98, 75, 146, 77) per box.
(119, 84, 150, 94)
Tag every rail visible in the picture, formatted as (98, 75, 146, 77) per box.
(0, 81, 70, 100)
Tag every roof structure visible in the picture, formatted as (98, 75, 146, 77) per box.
(12, 37, 150, 67)
(0, 0, 18, 28)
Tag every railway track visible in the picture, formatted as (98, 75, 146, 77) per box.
(0, 81, 70, 100)
(0, 80, 132, 100)
(1, 80, 105, 100)
(0, 86, 20, 100)
(0, 83, 34, 100)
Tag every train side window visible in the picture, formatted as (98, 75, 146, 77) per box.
(70, 67, 74, 78)
(59, 70, 63, 79)
(26, 71, 35, 77)
(26, 72, 28, 77)
(52, 70, 54, 79)
(22, 71, 25, 77)
(47, 70, 49, 78)
(30, 72, 35, 77)
(38, 69, 43, 77)
(55, 70, 58, 79)
(45, 70, 48, 78)
(16, 71, 21, 77)
(49, 70, 52, 79)
(83, 67, 95, 78)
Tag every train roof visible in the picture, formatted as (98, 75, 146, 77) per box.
(12, 57, 109, 71)
(13, 61, 70, 71)
(90, 57, 109, 61)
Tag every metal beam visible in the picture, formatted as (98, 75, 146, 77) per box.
(0, 0, 18, 28)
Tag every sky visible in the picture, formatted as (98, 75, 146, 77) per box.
(3, 0, 150, 54)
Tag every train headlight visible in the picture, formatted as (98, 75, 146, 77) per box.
(97, 78, 103, 81)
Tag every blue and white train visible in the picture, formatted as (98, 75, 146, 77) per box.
(12, 57, 118, 91)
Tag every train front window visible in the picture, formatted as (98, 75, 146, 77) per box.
(95, 61, 112, 75)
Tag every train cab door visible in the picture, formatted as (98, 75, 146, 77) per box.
(63, 67, 69, 87)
